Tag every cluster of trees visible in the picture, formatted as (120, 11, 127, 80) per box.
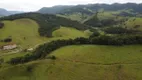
(8, 34, 142, 65)
(0, 13, 89, 37)
(60, 7, 93, 15)
(118, 11, 136, 17)
(85, 3, 142, 13)
(38, 3, 142, 15)
(84, 13, 125, 27)
(104, 27, 140, 34)
(84, 13, 102, 27)
(0, 58, 4, 64)
(8, 54, 34, 64)
(3, 37, 12, 42)
(100, 19, 120, 26)
(0, 22, 4, 29)
(89, 31, 100, 38)
(0, 37, 12, 43)
(90, 35, 142, 45)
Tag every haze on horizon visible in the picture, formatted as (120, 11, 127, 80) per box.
(0, 0, 141, 12)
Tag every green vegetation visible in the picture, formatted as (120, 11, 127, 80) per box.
(103, 27, 140, 34)
(0, 45, 142, 80)
(57, 13, 89, 22)
(0, 13, 89, 37)
(125, 18, 142, 31)
(52, 27, 89, 38)
(0, 18, 48, 49)
(84, 13, 102, 27)
(51, 45, 142, 64)
(7, 34, 142, 64)
(0, 22, 4, 28)
(1, 52, 30, 62)
(0, 3, 142, 80)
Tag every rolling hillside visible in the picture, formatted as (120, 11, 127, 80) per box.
(0, 18, 91, 57)
(52, 27, 91, 38)
(0, 17, 92, 61)
(0, 45, 142, 80)
(0, 3, 142, 80)
(38, 5, 73, 14)
(0, 13, 89, 37)
(39, 3, 142, 15)
(125, 18, 142, 31)
(38, 3, 142, 22)
(0, 18, 48, 49)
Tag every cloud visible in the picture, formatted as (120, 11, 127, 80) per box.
(0, 0, 141, 11)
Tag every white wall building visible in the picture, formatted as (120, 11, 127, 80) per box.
(3, 44, 17, 50)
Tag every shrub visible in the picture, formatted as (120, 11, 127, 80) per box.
(3, 37, 12, 42)
(47, 55, 56, 60)
(89, 31, 100, 38)
(27, 66, 33, 72)
(0, 58, 4, 64)
(0, 22, 4, 29)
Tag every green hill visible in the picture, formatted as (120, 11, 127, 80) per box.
(0, 45, 142, 80)
(52, 27, 91, 38)
(125, 18, 142, 31)
(57, 13, 89, 22)
(0, 19, 91, 57)
(0, 6, 142, 80)
(0, 13, 89, 37)
(38, 6, 73, 14)
(0, 18, 48, 49)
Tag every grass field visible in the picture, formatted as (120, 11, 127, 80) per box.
(0, 52, 30, 62)
(52, 27, 91, 38)
(0, 19, 91, 63)
(0, 19, 90, 49)
(0, 18, 48, 49)
(57, 13, 89, 22)
(125, 18, 142, 31)
(0, 19, 91, 55)
(0, 45, 142, 80)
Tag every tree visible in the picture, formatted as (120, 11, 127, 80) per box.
(27, 66, 33, 72)
(0, 22, 4, 29)
(89, 31, 100, 38)
(4, 37, 12, 42)
(0, 58, 4, 64)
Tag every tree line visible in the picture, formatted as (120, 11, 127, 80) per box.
(103, 27, 141, 34)
(8, 34, 142, 65)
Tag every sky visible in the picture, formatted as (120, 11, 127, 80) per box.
(0, 0, 142, 11)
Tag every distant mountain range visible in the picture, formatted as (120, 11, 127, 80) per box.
(0, 3, 142, 17)
(38, 5, 73, 14)
(38, 3, 142, 14)
(0, 8, 24, 16)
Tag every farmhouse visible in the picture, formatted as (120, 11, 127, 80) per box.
(2, 43, 17, 50)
